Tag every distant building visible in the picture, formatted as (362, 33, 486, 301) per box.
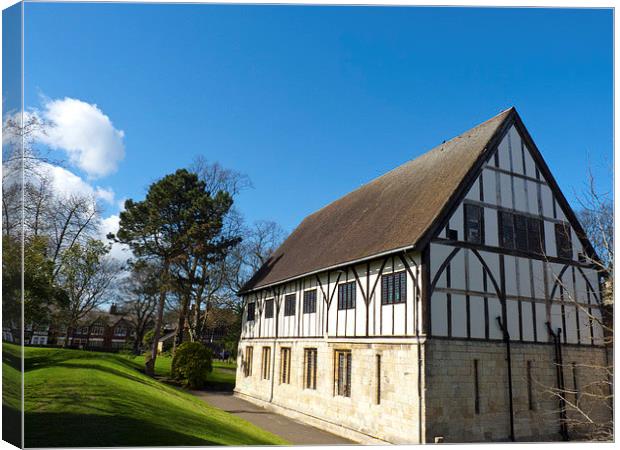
(235, 108, 610, 443)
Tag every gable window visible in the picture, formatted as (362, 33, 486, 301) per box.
(335, 350, 352, 397)
(464, 204, 484, 244)
(114, 326, 127, 337)
(264, 299, 274, 319)
(80, 327, 89, 335)
(514, 214, 528, 252)
(304, 348, 317, 389)
(498, 211, 546, 255)
(247, 302, 256, 321)
(555, 222, 573, 259)
(92, 326, 104, 336)
(338, 282, 356, 310)
(499, 211, 516, 249)
(244, 346, 253, 377)
(284, 294, 296, 316)
(527, 217, 545, 254)
(303, 290, 317, 314)
(280, 347, 291, 384)
(381, 271, 407, 305)
(261, 347, 271, 380)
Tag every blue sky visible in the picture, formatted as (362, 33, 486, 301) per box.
(23, 4, 613, 234)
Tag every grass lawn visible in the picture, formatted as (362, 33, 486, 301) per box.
(5, 343, 288, 447)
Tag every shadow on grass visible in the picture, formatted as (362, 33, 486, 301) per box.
(25, 411, 218, 447)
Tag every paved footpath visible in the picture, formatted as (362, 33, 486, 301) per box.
(191, 391, 354, 445)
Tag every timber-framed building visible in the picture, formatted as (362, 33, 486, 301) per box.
(234, 108, 610, 443)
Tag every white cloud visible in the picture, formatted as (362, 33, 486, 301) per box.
(34, 97, 125, 179)
(34, 162, 116, 206)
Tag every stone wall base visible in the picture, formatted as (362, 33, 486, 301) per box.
(233, 390, 390, 445)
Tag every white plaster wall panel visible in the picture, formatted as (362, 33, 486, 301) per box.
(449, 250, 466, 291)
(584, 269, 601, 304)
(478, 251, 500, 294)
(449, 204, 464, 237)
(482, 169, 497, 205)
(381, 305, 393, 335)
(336, 310, 347, 336)
(470, 296, 486, 339)
(535, 302, 548, 342)
(540, 185, 554, 218)
(563, 304, 579, 344)
(430, 244, 453, 289)
(484, 207, 499, 247)
(509, 127, 524, 175)
(547, 263, 565, 300)
(579, 309, 592, 345)
(521, 302, 535, 341)
(591, 308, 604, 345)
(555, 202, 567, 221)
(550, 303, 563, 341)
(514, 178, 527, 212)
(465, 175, 480, 201)
(498, 135, 511, 170)
(346, 307, 356, 336)
(526, 180, 539, 215)
(393, 303, 406, 335)
(544, 221, 557, 258)
(487, 298, 503, 339)
(431, 292, 448, 336)
(504, 255, 519, 297)
(451, 294, 467, 338)
(499, 173, 513, 209)
(523, 143, 537, 178)
(467, 250, 484, 293)
(506, 299, 520, 340)
(517, 257, 531, 298)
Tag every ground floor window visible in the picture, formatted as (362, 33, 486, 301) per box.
(335, 350, 352, 397)
(244, 346, 253, 377)
(304, 348, 317, 389)
(280, 347, 291, 384)
(262, 347, 271, 380)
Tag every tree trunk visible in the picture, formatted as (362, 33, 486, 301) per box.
(147, 262, 168, 376)
(173, 292, 190, 352)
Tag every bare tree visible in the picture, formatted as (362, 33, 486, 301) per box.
(539, 167, 613, 441)
(119, 260, 160, 354)
(57, 239, 121, 347)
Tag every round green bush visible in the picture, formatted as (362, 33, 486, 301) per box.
(171, 342, 213, 389)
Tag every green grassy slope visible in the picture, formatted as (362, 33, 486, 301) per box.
(5, 344, 287, 447)
(128, 354, 237, 391)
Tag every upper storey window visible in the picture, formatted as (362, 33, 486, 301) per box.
(338, 282, 356, 310)
(464, 204, 484, 244)
(303, 290, 317, 314)
(381, 271, 406, 305)
(247, 302, 256, 321)
(264, 299, 274, 318)
(499, 211, 545, 255)
(555, 222, 573, 259)
(284, 294, 296, 316)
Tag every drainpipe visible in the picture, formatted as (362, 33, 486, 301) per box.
(546, 322, 569, 441)
(496, 317, 515, 442)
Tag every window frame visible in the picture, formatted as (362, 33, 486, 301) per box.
(464, 203, 485, 244)
(337, 282, 356, 310)
(246, 302, 256, 321)
(280, 347, 291, 384)
(261, 346, 271, 380)
(244, 346, 253, 377)
(284, 294, 296, 316)
(335, 350, 352, 397)
(303, 290, 317, 314)
(264, 299, 274, 319)
(381, 271, 407, 305)
(304, 348, 318, 390)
